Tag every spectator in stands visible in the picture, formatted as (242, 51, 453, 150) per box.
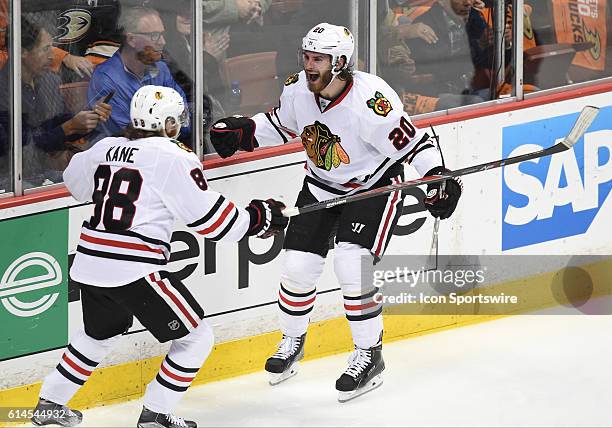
(0, 0, 97, 78)
(46, 0, 123, 69)
(404, 0, 489, 110)
(88, 6, 189, 143)
(0, 0, 5, 69)
(161, 1, 228, 105)
(0, 0, 5, 191)
(377, 0, 436, 102)
(160, 2, 228, 152)
(376, 0, 487, 113)
(158, 2, 194, 99)
(204, 0, 271, 60)
(0, 17, 111, 188)
(0, 104, 7, 192)
(273, 0, 352, 79)
(534, 0, 609, 85)
(475, 1, 541, 96)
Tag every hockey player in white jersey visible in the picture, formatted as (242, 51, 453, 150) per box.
(209, 23, 462, 402)
(31, 85, 288, 428)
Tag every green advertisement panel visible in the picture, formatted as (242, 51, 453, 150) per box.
(0, 210, 69, 360)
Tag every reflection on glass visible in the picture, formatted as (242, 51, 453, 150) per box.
(3, 2, 119, 190)
(378, 0, 497, 115)
(88, 2, 193, 147)
(0, 0, 9, 193)
(199, 0, 354, 152)
(0, 1, 194, 191)
(524, 0, 611, 91)
(156, 0, 196, 144)
(202, 0, 275, 121)
(2, 14, 92, 190)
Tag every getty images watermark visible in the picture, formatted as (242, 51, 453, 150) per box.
(361, 255, 612, 315)
(372, 266, 517, 306)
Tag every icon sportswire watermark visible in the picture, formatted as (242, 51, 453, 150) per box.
(361, 254, 612, 315)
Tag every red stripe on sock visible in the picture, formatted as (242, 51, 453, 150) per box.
(279, 292, 316, 307)
(160, 362, 195, 383)
(62, 354, 92, 377)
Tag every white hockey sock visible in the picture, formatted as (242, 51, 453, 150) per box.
(39, 330, 118, 405)
(277, 250, 325, 338)
(144, 321, 214, 414)
(347, 315, 384, 349)
(334, 242, 383, 349)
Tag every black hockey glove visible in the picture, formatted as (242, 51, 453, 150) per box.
(210, 115, 259, 158)
(423, 166, 463, 220)
(245, 199, 289, 239)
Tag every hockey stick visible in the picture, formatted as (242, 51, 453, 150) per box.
(282, 106, 600, 218)
(428, 125, 444, 262)
(428, 181, 444, 256)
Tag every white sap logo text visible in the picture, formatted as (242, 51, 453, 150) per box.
(504, 130, 612, 226)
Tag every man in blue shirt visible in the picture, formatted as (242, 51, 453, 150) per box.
(88, 6, 190, 143)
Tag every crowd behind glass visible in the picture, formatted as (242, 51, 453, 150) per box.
(0, 0, 610, 195)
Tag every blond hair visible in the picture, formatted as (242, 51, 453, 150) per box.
(118, 6, 160, 35)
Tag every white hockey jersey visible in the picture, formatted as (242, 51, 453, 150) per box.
(64, 136, 251, 287)
(252, 71, 442, 201)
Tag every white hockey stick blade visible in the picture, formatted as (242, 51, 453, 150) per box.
(281, 207, 300, 217)
(268, 362, 300, 386)
(337, 374, 384, 403)
(562, 105, 599, 148)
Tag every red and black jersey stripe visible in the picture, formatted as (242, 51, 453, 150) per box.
(187, 195, 239, 240)
(76, 222, 170, 265)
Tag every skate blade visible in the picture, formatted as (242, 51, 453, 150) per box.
(268, 362, 299, 385)
(337, 374, 383, 402)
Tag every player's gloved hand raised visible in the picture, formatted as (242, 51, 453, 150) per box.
(245, 199, 289, 238)
(210, 115, 259, 158)
(423, 166, 463, 219)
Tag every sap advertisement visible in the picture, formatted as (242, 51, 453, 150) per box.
(502, 106, 612, 251)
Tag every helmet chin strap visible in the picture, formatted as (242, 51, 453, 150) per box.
(161, 127, 180, 140)
(161, 117, 181, 139)
(320, 58, 344, 94)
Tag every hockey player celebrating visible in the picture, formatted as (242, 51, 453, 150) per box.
(209, 23, 462, 402)
(31, 85, 288, 428)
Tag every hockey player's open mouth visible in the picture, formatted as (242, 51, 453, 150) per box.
(307, 72, 320, 83)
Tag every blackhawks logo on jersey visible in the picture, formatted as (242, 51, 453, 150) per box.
(301, 121, 349, 171)
(367, 91, 393, 117)
(284, 72, 299, 86)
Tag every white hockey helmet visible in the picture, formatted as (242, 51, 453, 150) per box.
(130, 85, 188, 137)
(301, 23, 354, 74)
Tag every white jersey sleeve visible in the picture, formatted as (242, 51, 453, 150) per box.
(359, 79, 442, 176)
(63, 147, 96, 202)
(157, 152, 251, 242)
(251, 72, 301, 147)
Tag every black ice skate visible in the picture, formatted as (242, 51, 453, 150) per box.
(30, 398, 83, 427)
(264, 333, 306, 385)
(137, 406, 196, 428)
(335, 342, 385, 402)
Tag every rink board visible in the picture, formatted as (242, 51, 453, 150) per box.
(1, 90, 611, 410)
